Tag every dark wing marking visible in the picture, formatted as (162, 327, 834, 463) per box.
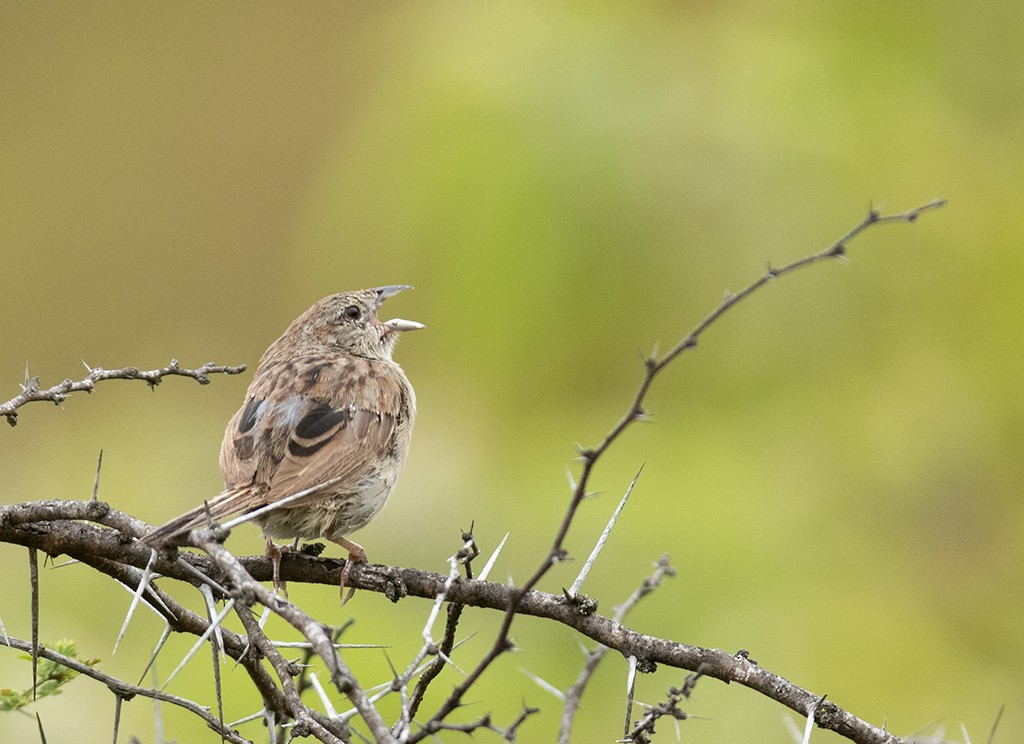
(288, 404, 351, 457)
(237, 397, 263, 434)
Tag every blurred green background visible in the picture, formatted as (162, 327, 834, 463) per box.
(2, 3, 1021, 743)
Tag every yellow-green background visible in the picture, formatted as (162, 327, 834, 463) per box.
(2, 4, 1021, 743)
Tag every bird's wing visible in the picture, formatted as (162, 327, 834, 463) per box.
(220, 354, 407, 507)
(141, 355, 412, 545)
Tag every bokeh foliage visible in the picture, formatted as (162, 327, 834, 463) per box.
(2, 3, 1022, 742)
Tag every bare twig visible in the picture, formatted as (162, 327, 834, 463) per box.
(405, 532, 478, 725)
(1, 360, 246, 426)
(234, 604, 349, 744)
(407, 707, 540, 741)
(559, 556, 675, 743)
(625, 684, 689, 743)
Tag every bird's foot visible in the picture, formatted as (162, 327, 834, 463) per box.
(265, 538, 293, 599)
(338, 539, 367, 606)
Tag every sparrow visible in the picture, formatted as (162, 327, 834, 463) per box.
(142, 285, 423, 598)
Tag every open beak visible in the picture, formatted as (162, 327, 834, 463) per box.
(374, 285, 425, 333)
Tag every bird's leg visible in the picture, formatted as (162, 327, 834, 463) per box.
(334, 536, 367, 605)
(265, 537, 292, 598)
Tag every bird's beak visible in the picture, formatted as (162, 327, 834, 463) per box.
(373, 285, 425, 332)
(382, 318, 426, 333)
(373, 285, 413, 303)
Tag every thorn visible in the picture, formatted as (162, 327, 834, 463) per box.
(478, 532, 509, 582)
(624, 655, 639, 737)
(19, 375, 41, 394)
(520, 667, 566, 701)
(308, 672, 340, 719)
(200, 585, 226, 658)
(569, 465, 643, 596)
(91, 450, 104, 502)
(114, 549, 158, 655)
(138, 626, 169, 683)
(161, 598, 235, 690)
(802, 693, 828, 744)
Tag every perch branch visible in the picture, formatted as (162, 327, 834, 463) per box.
(1, 502, 909, 744)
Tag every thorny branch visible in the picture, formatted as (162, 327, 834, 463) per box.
(0, 359, 247, 426)
(406, 531, 478, 724)
(197, 535, 397, 744)
(558, 555, 676, 744)
(0, 200, 947, 743)
(625, 684, 690, 744)
(1, 501, 909, 743)
(234, 604, 350, 744)
(407, 199, 946, 741)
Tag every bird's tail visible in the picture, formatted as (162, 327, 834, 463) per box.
(139, 486, 257, 545)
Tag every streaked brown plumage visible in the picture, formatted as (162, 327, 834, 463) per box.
(142, 285, 422, 595)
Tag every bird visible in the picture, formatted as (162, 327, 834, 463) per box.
(141, 285, 423, 599)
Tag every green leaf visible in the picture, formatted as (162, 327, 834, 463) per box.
(1, 639, 100, 713)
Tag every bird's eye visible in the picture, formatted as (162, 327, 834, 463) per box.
(343, 305, 362, 320)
